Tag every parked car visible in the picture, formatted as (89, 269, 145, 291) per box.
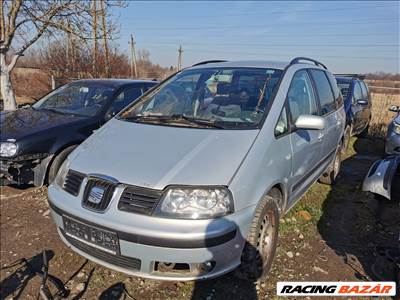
(48, 58, 345, 281)
(0, 79, 158, 186)
(385, 105, 400, 155)
(335, 74, 372, 152)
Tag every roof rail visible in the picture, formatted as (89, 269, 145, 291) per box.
(334, 73, 365, 80)
(192, 60, 228, 67)
(289, 57, 327, 70)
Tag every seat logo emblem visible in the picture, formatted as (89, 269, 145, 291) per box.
(88, 186, 105, 204)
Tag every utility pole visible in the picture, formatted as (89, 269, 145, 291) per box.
(177, 45, 183, 70)
(129, 34, 138, 78)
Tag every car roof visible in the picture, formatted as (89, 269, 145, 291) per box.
(71, 79, 158, 88)
(335, 76, 355, 82)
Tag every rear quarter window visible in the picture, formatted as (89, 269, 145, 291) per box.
(326, 72, 343, 107)
(310, 69, 336, 114)
(359, 81, 369, 99)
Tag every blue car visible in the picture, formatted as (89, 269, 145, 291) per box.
(335, 75, 372, 152)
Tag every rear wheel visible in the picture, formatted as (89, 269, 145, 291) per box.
(235, 189, 280, 282)
(319, 145, 342, 185)
(358, 122, 370, 138)
(341, 126, 351, 155)
(47, 145, 77, 184)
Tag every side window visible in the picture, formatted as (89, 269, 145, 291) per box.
(111, 86, 143, 112)
(275, 106, 288, 137)
(360, 81, 368, 99)
(310, 69, 336, 115)
(287, 70, 318, 123)
(353, 82, 363, 101)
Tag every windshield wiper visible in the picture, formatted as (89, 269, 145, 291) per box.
(175, 115, 226, 129)
(39, 107, 79, 116)
(122, 114, 226, 128)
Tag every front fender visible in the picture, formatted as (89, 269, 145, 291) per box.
(33, 154, 54, 186)
(362, 156, 399, 200)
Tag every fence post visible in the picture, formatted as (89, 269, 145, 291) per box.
(51, 75, 56, 90)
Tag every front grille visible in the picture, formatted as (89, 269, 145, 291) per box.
(82, 178, 116, 212)
(61, 229, 141, 271)
(118, 185, 163, 215)
(63, 170, 85, 196)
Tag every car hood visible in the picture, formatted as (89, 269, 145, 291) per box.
(0, 108, 86, 141)
(69, 119, 259, 189)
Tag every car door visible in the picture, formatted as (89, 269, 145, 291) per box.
(351, 81, 364, 134)
(359, 81, 371, 129)
(287, 69, 325, 203)
(309, 69, 340, 161)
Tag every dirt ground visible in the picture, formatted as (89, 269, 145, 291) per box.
(0, 137, 399, 300)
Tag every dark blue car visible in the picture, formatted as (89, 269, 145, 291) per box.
(0, 79, 158, 186)
(335, 75, 371, 152)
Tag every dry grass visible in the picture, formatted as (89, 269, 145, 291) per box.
(369, 92, 400, 137)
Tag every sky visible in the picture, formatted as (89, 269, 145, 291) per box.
(115, 1, 399, 74)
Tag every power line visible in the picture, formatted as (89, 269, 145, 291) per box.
(138, 41, 399, 48)
(182, 48, 399, 60)
(128, 18, 398, 30)
(164, 4, 399, 19)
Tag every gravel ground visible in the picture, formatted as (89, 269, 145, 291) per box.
(0, 137, 398, 300)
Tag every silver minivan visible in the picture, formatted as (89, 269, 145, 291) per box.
(48, 58, 345, 281)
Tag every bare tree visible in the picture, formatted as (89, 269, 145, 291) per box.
(0, 0, 95, 110)
(0, 0, 123, 111)
(100, 0, 110, 78)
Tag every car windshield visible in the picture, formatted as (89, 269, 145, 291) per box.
(336, 80, 351, 99)
(119, 67, 283, 129)
(33, 82, 116, 117)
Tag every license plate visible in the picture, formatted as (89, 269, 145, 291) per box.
(63, 216, 119, 254)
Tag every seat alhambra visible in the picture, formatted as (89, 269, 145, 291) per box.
(48, 58, 345, 281)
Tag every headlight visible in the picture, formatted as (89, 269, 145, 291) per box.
(154, 186, 234, 219)
(394, 121, 400, 135)
(0, 142, 18, 157)
(55, 159, 70, 188)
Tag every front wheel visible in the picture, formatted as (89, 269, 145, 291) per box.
(235, 189, 280, 282)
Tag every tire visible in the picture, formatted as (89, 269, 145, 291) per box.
(341, 125, 351, 155)
(319, 145, 342, 185)
(235, 188, 280, 282)
(47, 145, 77, 184)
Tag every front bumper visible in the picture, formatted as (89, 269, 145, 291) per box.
(0, 154, 51, 186)
(48, 184, 254, 281)
(385, 131, 400, 155)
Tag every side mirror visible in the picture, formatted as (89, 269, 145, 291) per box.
(295, 115, 326, 131)
(389, 105, 400, 113)
(357, 99, 368, 106)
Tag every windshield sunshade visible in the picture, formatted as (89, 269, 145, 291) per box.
(119, 67, 283, 129)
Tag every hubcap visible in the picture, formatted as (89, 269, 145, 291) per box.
(257, 210, 275, 269)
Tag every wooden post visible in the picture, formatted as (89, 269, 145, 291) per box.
(130, 34, 138, 78)
(178, 45, 183, 70)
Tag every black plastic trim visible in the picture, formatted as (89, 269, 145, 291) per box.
(60, 229, 141, 271)
(290, 57, 327, 70)
(49, 201, 237, 249)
